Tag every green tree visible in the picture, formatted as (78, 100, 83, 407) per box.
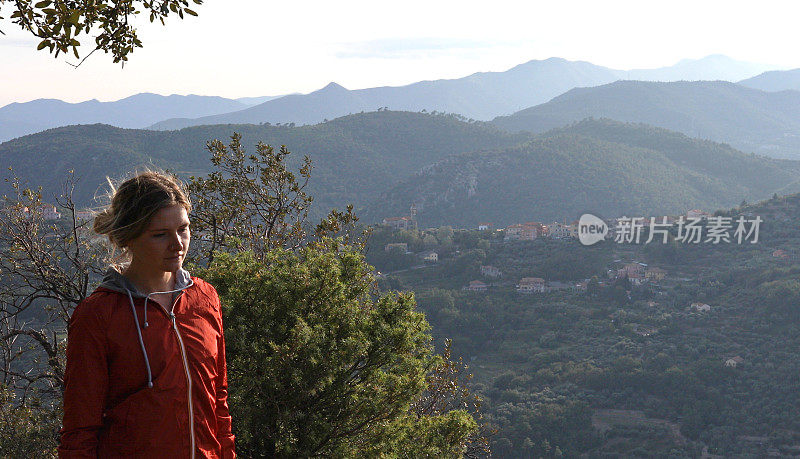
(759, 279, 800, 316)
(0, 0, 202, 62)
(188, 135, 486, 456)
(187, 133, 361, 263)
(199, 243, 479, 457)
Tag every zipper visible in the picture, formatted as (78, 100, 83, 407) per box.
(168, 293, 196, 459)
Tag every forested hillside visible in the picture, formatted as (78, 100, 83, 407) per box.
(6, 113, 799, 231)
(365, 119, 800, 227)
(0, 111, 526, 217)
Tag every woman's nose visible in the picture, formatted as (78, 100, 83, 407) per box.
(170, 232, 184, 250)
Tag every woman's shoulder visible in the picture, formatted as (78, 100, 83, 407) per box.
(188, 276, 221, 309)
(189, 276, 218, 294)
(81, 287, 127, 308)
(70, 288, 124, 325)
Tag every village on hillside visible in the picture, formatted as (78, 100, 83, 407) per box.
(379, 207, 725, 297)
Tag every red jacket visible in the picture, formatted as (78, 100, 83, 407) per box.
(59, 269, 235, 458)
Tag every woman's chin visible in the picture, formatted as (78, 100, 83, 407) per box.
(162, 258, 183, 272)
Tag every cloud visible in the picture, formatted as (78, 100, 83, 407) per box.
(335, 37, 504, 59)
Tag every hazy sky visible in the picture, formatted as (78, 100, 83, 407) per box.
(2, 0, 799, 106)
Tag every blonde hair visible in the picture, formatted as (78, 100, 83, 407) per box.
(93, 170, 192, 250)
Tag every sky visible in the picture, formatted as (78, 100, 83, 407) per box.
(2, 0, 800, 107)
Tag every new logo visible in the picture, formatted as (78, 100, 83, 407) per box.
(578, 213, 607, 246)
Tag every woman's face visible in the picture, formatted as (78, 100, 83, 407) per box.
(126, 204, 191, 274)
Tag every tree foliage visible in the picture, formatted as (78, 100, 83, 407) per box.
(187, 135, 486, 456)
(187, 133, 314, 260)
(412, 339, 492, 457)
(198, 245, 478, 456)
(187, 133, 362, 264)
(0, 0, 202, 63)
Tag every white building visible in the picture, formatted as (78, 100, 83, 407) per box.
(419, 251, 438, 262)
(549, 222, 572, 239)
(725, 356, 744, 368)
(517, 277, 546, 293)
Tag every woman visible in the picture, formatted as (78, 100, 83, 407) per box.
(58, 171, 235, 458)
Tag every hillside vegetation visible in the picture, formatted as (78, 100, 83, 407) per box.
(368, 192, 800, 456)
(0, 111, 525, 217)
(366, 118, 800, 227)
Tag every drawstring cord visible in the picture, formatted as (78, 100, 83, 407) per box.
(126, 284, 190, 389)
(127, 289, 154, 389)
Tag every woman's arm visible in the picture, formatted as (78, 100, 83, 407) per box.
(58, 300, 109, 458)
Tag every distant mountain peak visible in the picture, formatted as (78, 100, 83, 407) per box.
(317, 82, 348, 92)
(514, 57, 570, 68)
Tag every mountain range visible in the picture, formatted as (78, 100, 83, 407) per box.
(147, 55, 777, 130)
(620, 54, 773, 82)
(0, 55, 784, 142)
(0, 93, 248, 143)
(148, 58, 622, 129)
(491, 80, 800, 159)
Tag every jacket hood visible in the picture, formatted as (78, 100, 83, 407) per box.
(100, 268, 194, 297)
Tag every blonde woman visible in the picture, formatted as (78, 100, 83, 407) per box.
(59, 171, 235, 458)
